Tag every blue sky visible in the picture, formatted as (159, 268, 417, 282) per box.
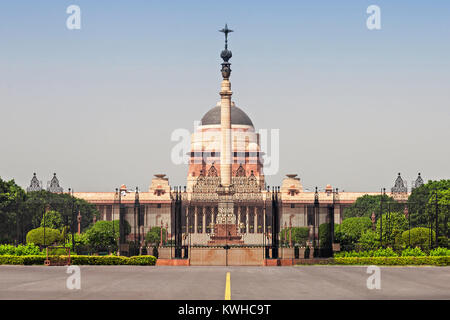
(0, 1, 449, 192)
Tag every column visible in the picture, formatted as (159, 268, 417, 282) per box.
(220, 79, 232, 187)
(194, 206, 198, 234)
(263, 206, 266, 235)
(237, 206, 241, 232)
(246, 206, 249, 234)
(202, 206, 206, 234)
(186, 206, 189, 234)
(254, 207, 258, 234)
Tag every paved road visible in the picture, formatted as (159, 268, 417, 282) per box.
(0, 265, 448, 300)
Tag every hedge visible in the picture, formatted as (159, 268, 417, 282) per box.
(333, 256, 449, 266)
(0, 255, 156, 266)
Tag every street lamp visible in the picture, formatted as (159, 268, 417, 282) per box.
(68, 188, 75, 253)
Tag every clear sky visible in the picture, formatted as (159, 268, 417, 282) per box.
(0, 0, 449, 192)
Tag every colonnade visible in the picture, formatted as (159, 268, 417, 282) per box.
(186, 205, 264, 234)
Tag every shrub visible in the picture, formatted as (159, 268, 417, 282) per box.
(318, 223, 340, 248)
(0, 254, 157, 265)
(430, 247, 450, 256)
(401, 247, 426, 257)
(336, 217, 372, 246)
(14, 244, 42, 255)
(71, 255, 128, 265)
(372, 247, 398, 257)
(84, 220, 130, 251)
(0, 244, 16, 255)
(127, 256, 157, 265)
(334, 247, 397, 257)
(70, 255, 156, 266)
(26, 227, 63, 246)
(357, 230, 380, 250)
(65, 233, 89, 250)
(401, 227, 435, 248)
(0, 255, 46, 265)
(22, 255, 47, 265)
(333, 256, 449, 266)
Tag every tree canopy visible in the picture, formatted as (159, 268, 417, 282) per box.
(85, 220, 130, 251)
(0, 176, 99, 245)
(145, 226, 167, 245)
(342, 194, 399, 219)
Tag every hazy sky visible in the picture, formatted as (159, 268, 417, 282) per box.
(0, 1, 449, 192)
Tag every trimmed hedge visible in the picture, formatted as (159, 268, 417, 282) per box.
(0, 255, 156, 266)
(333, 256, 449, 266)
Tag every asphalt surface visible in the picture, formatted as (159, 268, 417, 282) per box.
(0, 265, 448, 300)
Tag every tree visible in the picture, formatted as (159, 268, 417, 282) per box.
(25, 190, 100, 233)
(376, 211, 408, 247)
(0, 177, 27, 243)
(145, 226, 167, 246)
(85, 220, 130, 251)
(343, 194, 399, 219)
(280, 227, 309, 246)
(408, 179, 450, 243)
(26, 227, 63, 246)
(335, 217, 372, 247)
(40, 210, 63, 230)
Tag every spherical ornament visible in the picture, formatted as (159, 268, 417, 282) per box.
(220, 49, 232, 62)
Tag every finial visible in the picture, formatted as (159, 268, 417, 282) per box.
(219, 24, 233, 50)
(219, 24, 233, 79)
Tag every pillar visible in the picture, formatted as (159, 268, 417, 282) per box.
(237, 206, 241, 232)
(263, 206, 266, 235)
(202, 206, 206, 234)
(194, 206, 198, 234)
(220, 79, 232, 187)
(254, 207, 258, 234)
(246, 206, 249, 234)
(186, 206, 189, 234)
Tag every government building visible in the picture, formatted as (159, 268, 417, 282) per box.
(27, 26, 421, 250)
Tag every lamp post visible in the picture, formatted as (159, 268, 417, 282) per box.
(379, 188, 385, 247)
(43, 206, 46, 248)
(314, 187, 319, 250)
(115, 187, 122, 254)
(114, 188, 118, 253)
(134, 187, 139, 246)
(68, 188, 75, 253)
(289, 218, 292, 248)
(434, 188, 439, 248)
(404, 205, 410, 247)
(160, 220, 163, 247)
(77, 211, 81, 235)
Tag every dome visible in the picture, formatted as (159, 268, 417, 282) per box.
(201, 105, 254, 127)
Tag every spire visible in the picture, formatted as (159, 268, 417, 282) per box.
(47, 173, 63, 193)
(27, 173, 42, 192)
(391, 173, 407, 193)
(413, 173, 424, 189)
(219, 24, 233, 79)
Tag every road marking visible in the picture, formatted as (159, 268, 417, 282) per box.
(225, 272, 231, 300)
